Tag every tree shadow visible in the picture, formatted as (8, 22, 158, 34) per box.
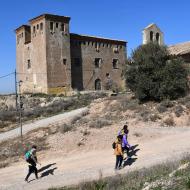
(38, 163, 56, 173)
(40, 167, 57, 178)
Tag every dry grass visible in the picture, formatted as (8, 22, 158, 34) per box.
(89, 118, 112, 129)
(56, 123, 74, 134)
(163, 117, 175, 126)
(0, 92, 107, 132)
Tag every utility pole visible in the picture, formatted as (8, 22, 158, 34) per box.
(18, 80, 23, 141)
(15, 70, 18, 111)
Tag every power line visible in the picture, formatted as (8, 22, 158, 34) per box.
(0, 72, 14, 79)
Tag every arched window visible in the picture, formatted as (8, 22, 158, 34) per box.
(95, 79, 101, 90)
(150, 31, 153, 42)
(156, 33, 160, 43)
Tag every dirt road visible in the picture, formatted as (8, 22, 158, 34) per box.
(1, 126, 190, 190)
(0, 107, 88, 142)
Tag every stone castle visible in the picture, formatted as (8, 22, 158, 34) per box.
(15, 14, 127, 94)
(16, 14, 190, 94)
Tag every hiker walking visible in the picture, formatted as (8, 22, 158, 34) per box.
(114, 135, 123, 170)
(24, 145, 40, 182)
(118, 125, 131, 159)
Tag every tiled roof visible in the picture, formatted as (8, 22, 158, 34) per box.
(70, 33, 127, 45)
(168, 41, 190, 55)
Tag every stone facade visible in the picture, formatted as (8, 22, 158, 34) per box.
(15, 14, 127, 94)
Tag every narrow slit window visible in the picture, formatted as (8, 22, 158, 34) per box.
(33, 26, 35, 33)
(61, 23, 65, 32)
(27, 59, 31, 69)
(40, 23, 43, 30)
(150, 31, 153, 41)
(50, 22, 54, 31)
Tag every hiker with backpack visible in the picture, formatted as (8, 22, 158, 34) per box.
(24, 145, 40, 182)
(118, 125, 131, 159)
(113, 135, 123, 170)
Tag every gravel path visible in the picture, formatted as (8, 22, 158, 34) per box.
(0, 107, 88, 142)
(1, 126, 190, 190)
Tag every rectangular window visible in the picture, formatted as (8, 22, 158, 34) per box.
(40, 23, 43, 30)
(74, 58, 81, 67)
(37, 24, 39, 30)
(27, 59, 31, 69)
(50, 22, 54, 31)
(113, 45, 119, 53)
(56, 22, 59, 28)
(113, 59, 119, 69)
(61, 23, 65, 32)
(95, 58, 102, 68)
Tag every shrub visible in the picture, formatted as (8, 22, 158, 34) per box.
(185, 177, 190, 189)
(150, 114, 161, 122)
(160, 99, 174, 108)
(57, 123, 73, 134)
(174, 105, 184, 117)
(89, 118, 112, 128)
(0, 111, 17, 122)
(120, 99, 139, 111)
(164, 117, 175, 126)
(140, 110, 150, 122)
(124, 43, 188, 102)
(157, 105, 167, 113)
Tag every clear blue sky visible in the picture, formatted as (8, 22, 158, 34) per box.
(0, 0, 190, 93)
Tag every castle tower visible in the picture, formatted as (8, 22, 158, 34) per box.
(15, 14, 72, 94)
(41, 14, 72, 93)
(142, 23, 164, 45)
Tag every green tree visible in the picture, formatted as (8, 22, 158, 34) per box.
(124, 43, 188, 101)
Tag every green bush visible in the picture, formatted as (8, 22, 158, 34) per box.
(124, 43, 188, 102)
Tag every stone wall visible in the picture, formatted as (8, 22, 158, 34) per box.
(16, 19, 48, 93)
(16, 14, 127, 94)
(70, 34, 126, 90)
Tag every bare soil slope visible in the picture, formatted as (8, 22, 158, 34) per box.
(0, 95, 190, 190)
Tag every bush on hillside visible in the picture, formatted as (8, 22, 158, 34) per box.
(124, 43, 189, 102)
